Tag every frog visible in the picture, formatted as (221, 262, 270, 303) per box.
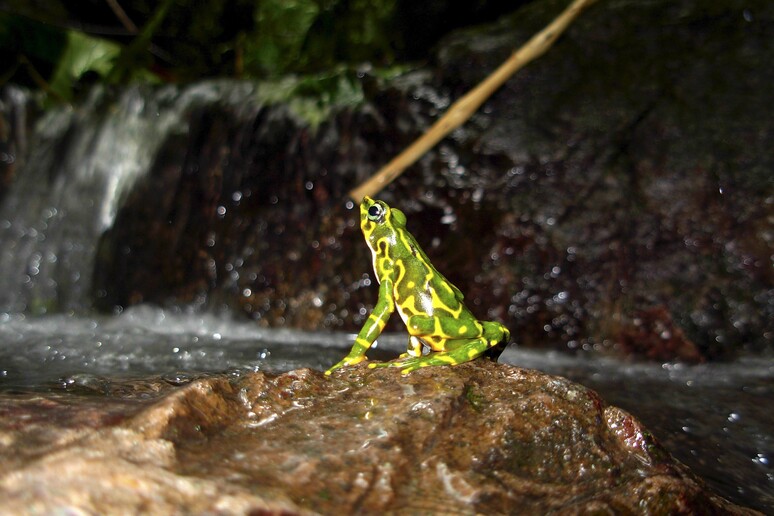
(325, 196, 510, 376)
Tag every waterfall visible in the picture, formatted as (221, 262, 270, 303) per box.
(0, 82, 259, 314)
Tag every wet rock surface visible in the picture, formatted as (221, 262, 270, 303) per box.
(0, 361, 758, 514)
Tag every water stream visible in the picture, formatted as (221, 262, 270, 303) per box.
(0, 82, 259, 314)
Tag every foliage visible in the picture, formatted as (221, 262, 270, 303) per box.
(244, 0, 397, 76)
(257, 64, 409, 128)
(0, 0, 520, 110)
(0, 1, 397, 107)
(48, 31, 124, 100)
(0, 10, 158, 102)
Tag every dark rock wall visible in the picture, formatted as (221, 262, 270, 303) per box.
(416, 0, 773, 359)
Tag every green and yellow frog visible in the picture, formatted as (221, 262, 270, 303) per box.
(325, 196, 510, 376)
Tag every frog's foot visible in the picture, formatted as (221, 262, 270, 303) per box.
(368, 344, 474, 374)
(324, 354, 367, 376)
(369, 325, 510, 375)
(368, 354, 412, 367)
(369, 353, 459, 375)
(481, 321, 511, 361)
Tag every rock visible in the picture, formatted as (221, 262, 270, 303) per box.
(0, 362, 758, 514)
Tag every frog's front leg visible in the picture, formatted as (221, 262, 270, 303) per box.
(325, 278, 395, 375)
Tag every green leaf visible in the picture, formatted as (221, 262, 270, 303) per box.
(48, 30, 122, 100)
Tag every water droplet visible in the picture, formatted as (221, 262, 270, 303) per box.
(163, 373, 194, 385)
(440, 213, 456, 225)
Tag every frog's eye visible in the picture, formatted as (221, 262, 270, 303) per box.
(367, 204, 384, 221)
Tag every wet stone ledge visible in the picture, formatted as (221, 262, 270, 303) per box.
(0, 361, 759, 514)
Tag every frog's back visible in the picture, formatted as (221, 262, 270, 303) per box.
(396, 226, 466, 303)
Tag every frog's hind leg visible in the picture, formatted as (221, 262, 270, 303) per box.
(481, 321, 511, 361)
(398, 314, 477, 358)
(388, 337, 488, 374)
(385, 321, 510, 375)
(405, 313, 483, 343)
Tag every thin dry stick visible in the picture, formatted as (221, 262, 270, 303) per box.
(104, 0, 139, 33)
(349, 0, 598, 202)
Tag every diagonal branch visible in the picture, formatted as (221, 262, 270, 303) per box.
(104, 0, 139, 33)
(349, 0, 599, 202)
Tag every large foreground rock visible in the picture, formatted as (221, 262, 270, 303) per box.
(0, 361, 756, 514)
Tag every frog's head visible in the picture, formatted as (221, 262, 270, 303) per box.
(360, 196, 406, 242)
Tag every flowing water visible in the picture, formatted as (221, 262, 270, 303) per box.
(0, 307, 771, 512)
(0, 82, 259, 314)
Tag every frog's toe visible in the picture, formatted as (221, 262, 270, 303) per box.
(367, 361, 394, 369)
(399, 363, 424, 375)
(325, 355, 368, 375)
(368, 356, 415, 369)
(389, 357, 422, 374)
